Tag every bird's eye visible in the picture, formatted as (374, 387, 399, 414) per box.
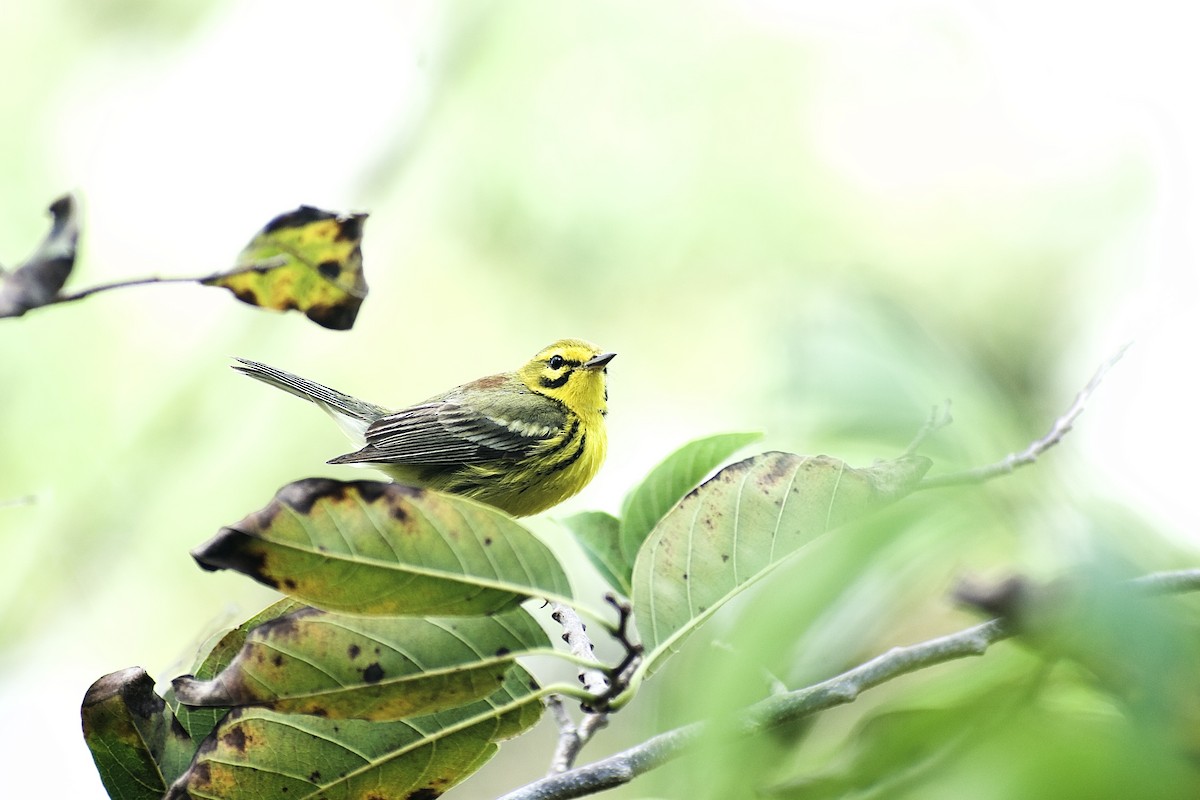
(548, 355, 565, 370)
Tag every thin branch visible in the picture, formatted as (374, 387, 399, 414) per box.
(903, 401, 953, 457)
(501, 565, 1200, 800)
(545, 597, 644, 773)
(47, 258, 290, 305)
(917, 343, 1131, 490)
(550, 603, 610, 698)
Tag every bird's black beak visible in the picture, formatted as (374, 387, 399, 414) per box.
(583, 352, 617, 369)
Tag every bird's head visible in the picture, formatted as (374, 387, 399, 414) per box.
(519, 338, 616, 416)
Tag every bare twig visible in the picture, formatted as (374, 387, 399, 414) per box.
(904, 401, 953, 457)
(49, 259, 290, 305)
(501, 566, 1199, 800)
(550, 603, 610, 698)
(545, 597, 644, 773)
(917, 343, 1131, 490)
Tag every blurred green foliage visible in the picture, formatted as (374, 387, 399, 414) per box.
(0, 1, 1192, 798)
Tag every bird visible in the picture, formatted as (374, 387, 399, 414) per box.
(233, 339, 615, 516)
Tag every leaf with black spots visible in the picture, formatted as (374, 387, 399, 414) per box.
(167, 598, 304, 742)
(191, 478, 573, 615)
(0, 194, 79, 317)
(632, 452, 931, 675)
(166, 667, 544, 800)
(202, 205, 369, 330)
(81, 667, 196, 800)
(172, 606, 550, 720)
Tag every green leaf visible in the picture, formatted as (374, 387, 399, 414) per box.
(191, 478, 573, 615)
(561, 510, 629, 595)
(0, 194, 78, 318)
(172, 606, 551, 720)
(201, 206, 368, 330)
(166, 667, 544, 800)
(82, 667, 195, 800)
(632, 452, 930, 675)
(168, 598, 305, 742)
(619, 432, 763, 568)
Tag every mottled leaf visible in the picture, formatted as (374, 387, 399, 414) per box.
(168, 598, 304, 742)
(633, 452, 931, 675)
(0, 194, 78, 317)
(191, 478, 573, 615)
(561, 510, 629, 595)
(166, 667, 544, 800)
(619, 432, 762, 568)
(82, 667, 195, 800)
(202, 206, 368, 330)
(172, 606, 550, 720)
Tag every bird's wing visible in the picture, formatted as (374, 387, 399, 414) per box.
(331, 390, 566, 466)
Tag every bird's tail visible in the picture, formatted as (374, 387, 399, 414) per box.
(232, 358, 388, 441)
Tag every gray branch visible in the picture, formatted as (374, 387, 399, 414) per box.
(501, 566, 1199, 800)
(917, 343, 1131, 490)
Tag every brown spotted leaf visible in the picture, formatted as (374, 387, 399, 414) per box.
(171, 606, 550, 720)
(166, 667, 544, 800)
(632, 452, 931, 675)
(81, 667, 196, 800)
(201, 205, 368, 330)
(167, 598, 304, 742)
(191, 478, 573, 615)
(0, 194, 79, 317)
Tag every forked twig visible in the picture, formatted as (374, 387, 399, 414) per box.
(917, 343, 1131, 490)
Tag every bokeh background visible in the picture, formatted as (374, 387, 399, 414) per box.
(2, 1, 1199, 797)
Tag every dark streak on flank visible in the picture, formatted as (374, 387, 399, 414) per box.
(541, 431, 586, 477)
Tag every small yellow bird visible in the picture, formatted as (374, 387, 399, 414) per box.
(234, 339, 615, 516)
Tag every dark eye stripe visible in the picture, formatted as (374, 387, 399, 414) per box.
(539, 372, 571, 389)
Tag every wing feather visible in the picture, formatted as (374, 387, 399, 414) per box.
(330, 392, 565, 466)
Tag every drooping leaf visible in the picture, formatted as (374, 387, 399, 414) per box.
(201, 205, 368, 330)
(166, 667, 544, 800)
(82, 667, 195, 800)
(0, 194, 79, 318)
(191, 478, 573, 615)
(619, 432, 763, 569)
(561, 510, 628, 595)
(172, 606, 551, 720)
(167, 598, 304, 742)
(632, 452, 931, 675)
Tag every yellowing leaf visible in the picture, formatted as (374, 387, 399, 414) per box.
(166, 668, 544, 800)
(202, 206, 368, 330)
(81, 667, 195, 800)
(191, 478, 573, 615)
(172, 607, 551, 720)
